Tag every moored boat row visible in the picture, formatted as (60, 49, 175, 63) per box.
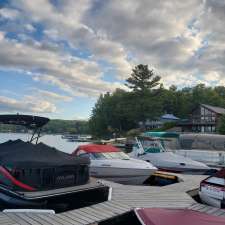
(1, 114, 225, 214)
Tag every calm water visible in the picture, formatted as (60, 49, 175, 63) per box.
(0, 133, 89, 154)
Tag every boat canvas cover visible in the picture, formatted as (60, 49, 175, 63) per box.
(75, 144, 120, 153)
(144, 132, 179, 139)
(0, 139, 90, 168)
(135, 208, 225, 225)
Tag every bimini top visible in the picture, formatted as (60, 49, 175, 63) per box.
(144, 131, 179, 139)
(0, 114, 49, 129)
(75, 144, 120, 153)
(135, 208, 225, 225)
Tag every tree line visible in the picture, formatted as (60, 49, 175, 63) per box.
(89, 64, 225, 137)
(0, 119, 89, 134)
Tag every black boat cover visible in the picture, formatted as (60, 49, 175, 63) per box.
(0, 114, 49, 129)
(0, 139, 90, 168)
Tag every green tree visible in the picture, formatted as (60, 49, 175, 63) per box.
(218, 115, 225, 135)
(125, 64, 162, 122)
(88, 64, 225, 138)
(125, 64, 161, 94)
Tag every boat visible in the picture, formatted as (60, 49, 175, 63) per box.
(62, 134, 92, 142)
(61, 134, 79, 139)
(130, 133, 210, 174)
(0, 114, 109, 212)
(100, 138, 127, 148)
(199, 168, 225, 208)
(174, 133, 225, 166)
(99, 208, 225, 225)
(72, 144, 157, 185)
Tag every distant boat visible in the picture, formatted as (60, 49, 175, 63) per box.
(100, 138, 127, 148)
(62, 134, 92, 142)
(72, 144, 157, 185)
(61, 134, 78, 139)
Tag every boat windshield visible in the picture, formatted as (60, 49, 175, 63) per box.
(139, 139, 166, 153)
(90, 152, 130, 160)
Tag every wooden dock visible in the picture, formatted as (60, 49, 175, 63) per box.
(1, 173, 225, 225)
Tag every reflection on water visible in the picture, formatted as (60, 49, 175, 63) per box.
(0, 133, 89, 154)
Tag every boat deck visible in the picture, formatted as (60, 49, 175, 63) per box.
(19, 179, 106, 199)
(1, 173, 225, 225)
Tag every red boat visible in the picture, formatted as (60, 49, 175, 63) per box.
(99, 208, 225, 225)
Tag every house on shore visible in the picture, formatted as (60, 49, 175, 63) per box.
(179, 104, 225, 133)
(139, 114, 180, 130)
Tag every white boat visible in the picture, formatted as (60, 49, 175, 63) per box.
(199, 169, 225, 208)
(72, 144, 157, 185)
(130, 136, 210, 174)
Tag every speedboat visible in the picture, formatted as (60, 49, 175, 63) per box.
(72, 144, 157, 185)
(0, 114, 109, 212)
(130, 135, 210, 174)
(199, 168, 225, 208)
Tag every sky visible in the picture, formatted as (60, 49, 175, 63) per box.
(0, 0, 225, 120)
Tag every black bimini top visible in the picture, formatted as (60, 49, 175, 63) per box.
(0, 114, 49, 129)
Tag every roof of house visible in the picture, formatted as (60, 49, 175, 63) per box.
(161, 114, 180, 120)
(201, 104, 225, 115)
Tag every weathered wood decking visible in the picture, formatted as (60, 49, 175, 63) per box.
(1, 173, 225, 225)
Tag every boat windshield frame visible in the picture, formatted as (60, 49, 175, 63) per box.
(90, 152, 130, 160)
(138, 137, 167, 153)
(0, 114, 49, 144)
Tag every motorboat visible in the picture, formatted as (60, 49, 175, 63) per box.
(130, 134, 210, 174)
(72, 144, 157, 185)
(99, 208, 225, 225)
(0, 114, 109, 212)
(199, 168, 225, 208)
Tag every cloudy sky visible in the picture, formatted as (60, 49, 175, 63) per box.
(0, 0, 225, 119)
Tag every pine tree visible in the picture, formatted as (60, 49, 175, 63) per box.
(125, 64, 161, 94)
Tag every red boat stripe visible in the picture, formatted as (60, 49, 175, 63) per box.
(0, 166, 36, 191)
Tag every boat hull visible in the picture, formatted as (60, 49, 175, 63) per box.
(135, 152, 210, 175)
(90, 166, 155, 185)
(199, 191, 225, 208)
(158, 167, 209, 174)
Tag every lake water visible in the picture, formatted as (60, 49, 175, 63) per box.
(0, 133, 89, 154)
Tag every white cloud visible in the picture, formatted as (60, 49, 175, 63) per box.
(0, 95, 56, 113)
(32, 88, 73, 102)
(0, 8, 19, 20)
(11, 0, 132, 78)
(1, 0, 225, 113)
(0, 33, 124, 98)
(24, 24, 36, 32)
